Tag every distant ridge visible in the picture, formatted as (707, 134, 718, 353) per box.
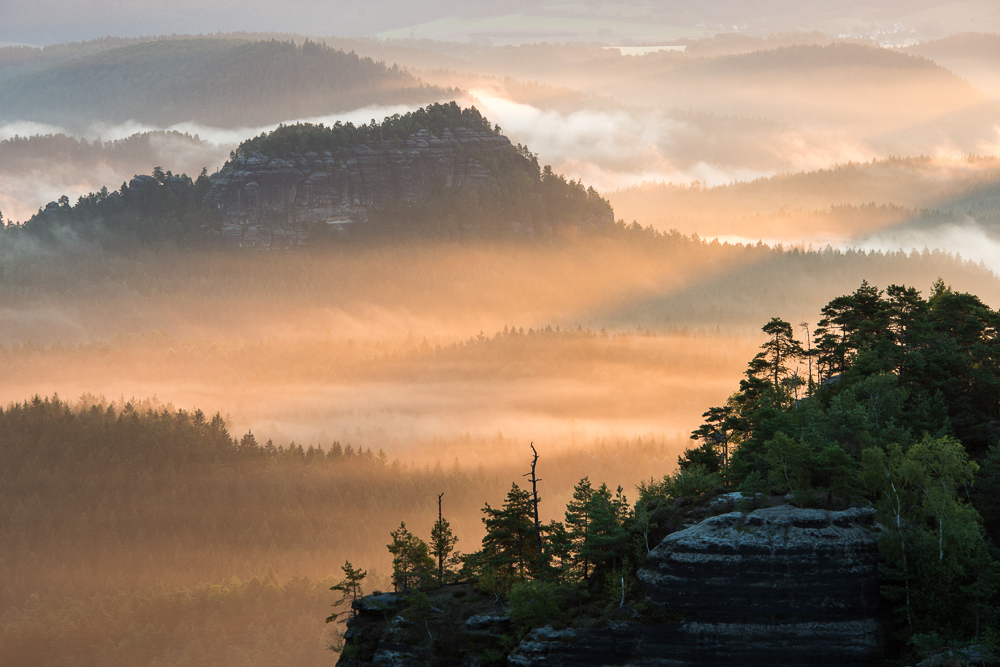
(0, 38, 447, 129)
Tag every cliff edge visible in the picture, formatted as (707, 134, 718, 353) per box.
(338, 504, 882, 667)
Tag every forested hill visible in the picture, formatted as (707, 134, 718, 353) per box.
(0, 38, 447, 128)
(5, 103, 616, 249)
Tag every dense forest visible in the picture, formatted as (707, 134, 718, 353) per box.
(0, 394, 679, 667)
(0, 39, 446, 129)
(3, 165, 220, 250)
(358, 280, 1000, 665)
(0, 132, 218, 174)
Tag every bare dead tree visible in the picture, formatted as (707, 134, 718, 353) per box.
(800, 321, 813, 393)
(437, 492, 445, 582)
(523, 442, 544, 580)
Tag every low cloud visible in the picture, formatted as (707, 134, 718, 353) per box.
(470, 90, 876, 192)
(851, 218, 1000, 268)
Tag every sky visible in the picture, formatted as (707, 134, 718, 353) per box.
(5, 0, 1000, 46)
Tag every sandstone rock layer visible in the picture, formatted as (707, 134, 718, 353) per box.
(202, 127, 510, 247)
(511, 505, 882, 667)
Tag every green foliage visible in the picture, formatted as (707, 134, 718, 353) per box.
(236, 102, 494, 159)
(9, 166, 220, 251)
(673, 280, 1000, 652)
(974, 442, 1000, 544)
(327, 560, 367, 624)
(3, 101, 616, 248)
(476, 483, 538, 588)
(749, 317, 804, 394)
(861, 436, 995, 641)
(507, 580, 566, 635)
(387, 522, 437, 592)
(563, 477, 594, 580)
(430, 514, 461, 586)
(637, 465, 724, 505)
(693, 280, 1000, 474)
(230, 103, 615, 240)
(581, 484, 631, 578)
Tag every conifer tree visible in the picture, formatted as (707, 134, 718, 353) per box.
(583, 484, 630, 577)
(748, 317, 804, 394)
(387, 522, 435, 592)
(326, 560, 367, 623)
(430, 493, 460, 585)
(564, 477, 594, 580)
(480, 483, 536, 583)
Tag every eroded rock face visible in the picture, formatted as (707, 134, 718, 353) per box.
(509, 505, 882, 667)
(338, 506, 882, 667)
(202, 127, 510, 247)
(639, 505, 880, 621)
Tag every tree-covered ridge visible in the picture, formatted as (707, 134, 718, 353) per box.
(0, 38, 445, 128)
(0, 131, 212, 170)
(694, 42, 948, 75)
(5, 166, 220, 250)
(368, 281, 1000, 664)
(233, 102, 496, 159)
(681, 280, 1000, 652)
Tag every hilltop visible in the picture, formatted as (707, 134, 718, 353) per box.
(4, 103, 615, 249)
(0, 38, 447, 129)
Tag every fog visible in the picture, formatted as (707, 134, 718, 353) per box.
(852, 218, 1000, 267)
(470, 88, 876, 192)
(0, 241, 757, 447)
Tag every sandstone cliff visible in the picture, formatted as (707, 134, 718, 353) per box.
(509, 505, 881, 666)
(201, 111, 619, 247)
(337, 504, 882, 667)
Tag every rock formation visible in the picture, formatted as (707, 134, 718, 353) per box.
(337, 504, 882, 667)
(202, 127, 515, 247)
(509, 505, 882, 666)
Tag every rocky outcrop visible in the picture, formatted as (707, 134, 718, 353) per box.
(203, 127, 511, 247)
(337, 505, 882, 667)
(336, 584, 510, 667)
(509, 505, 882, 667)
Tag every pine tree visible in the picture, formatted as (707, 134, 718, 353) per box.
(480, 483, 536, 583)
(564, 477, 594, 580)
(430, 493, 460, 586)
(326, 560, 367, 623)
(583, 484, 630, 578)
(387, 522, 435, 592)
(748, 317, 804, 394)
